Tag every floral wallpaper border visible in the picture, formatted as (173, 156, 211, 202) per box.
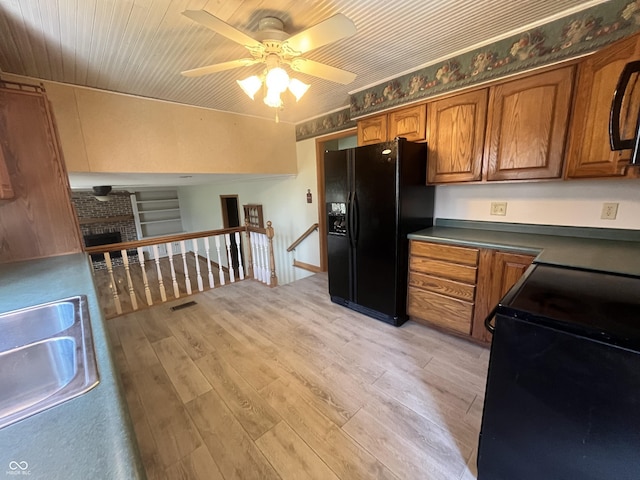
(295, 107, 355, 141)
(296, 0, 640, 141)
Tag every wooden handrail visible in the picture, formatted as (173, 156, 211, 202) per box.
(84, 226, 245, 253)
(286, 223, 319, 252)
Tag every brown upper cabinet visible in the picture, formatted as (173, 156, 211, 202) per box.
(357, 104, 426, 146)
(426, 89, 488, 183)
(426, 66, 574, 184)
(485, 66, 574, 181)
(566, 32, 640, 178)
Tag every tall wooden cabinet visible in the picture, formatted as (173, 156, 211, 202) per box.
(0, 83, 82, 263)
(426, 89, 488, 183)
(566, 32, 640, 178)
(485, 66, 574, 181)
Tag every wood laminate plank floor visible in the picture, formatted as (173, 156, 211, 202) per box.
(107, 273, 489, 480)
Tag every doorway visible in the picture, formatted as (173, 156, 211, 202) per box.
(314, 129, 357, 271)
(220, 195, 242, 270)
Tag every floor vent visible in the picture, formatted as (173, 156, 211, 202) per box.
(170, 301, 197, 311)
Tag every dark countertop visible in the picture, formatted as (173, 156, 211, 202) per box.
(0, 254, 145, 480)
(408, 220, 640, 277)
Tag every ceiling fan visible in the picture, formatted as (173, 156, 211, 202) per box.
(181, 10, 357, 118)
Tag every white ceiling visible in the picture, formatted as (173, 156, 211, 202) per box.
(0, 0, 608, 127)
(0, 0, 610, 190)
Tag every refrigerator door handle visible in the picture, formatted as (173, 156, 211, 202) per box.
(347, 191, 355, 249)
(352, 191, 360, 245)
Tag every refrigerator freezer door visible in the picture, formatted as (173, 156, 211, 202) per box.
(352, 142, 400, 317)
(324, 150, 352, 302)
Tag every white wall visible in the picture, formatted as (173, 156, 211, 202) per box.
(179, 138, 321, 285)
(435, 179, 640, 229)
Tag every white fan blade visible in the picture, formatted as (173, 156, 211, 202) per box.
(284, 13, 356, 54)
(290, 58, 356, 84)
(183, 10, 262, 49)
(181, 58, 259, 77)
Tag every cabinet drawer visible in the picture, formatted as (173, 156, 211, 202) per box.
(410, 241, 478, 266)
(409, 256, 477, 284)
(409, 271, 475, 302)
(408, 287, 473, 335)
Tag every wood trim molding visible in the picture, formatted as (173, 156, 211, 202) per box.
(293, 260, 323, 273)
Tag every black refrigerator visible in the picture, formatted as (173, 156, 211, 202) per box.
(324, 138, 435, 326)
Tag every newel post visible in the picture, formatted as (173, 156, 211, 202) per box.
(266, 221, 278, 287)
(244, 219, 254, 279)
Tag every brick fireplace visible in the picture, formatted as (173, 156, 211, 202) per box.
(71, 190, 139, 268)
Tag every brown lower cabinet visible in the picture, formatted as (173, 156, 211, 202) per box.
(408, 240, 535, 343)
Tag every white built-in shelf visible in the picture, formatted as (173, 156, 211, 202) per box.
(139, 218, 183, 225)
(131, 190, 183, 240)
(137, 207, 181, 213)
(136, 198, 179, 204)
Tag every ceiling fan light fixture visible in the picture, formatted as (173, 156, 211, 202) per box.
(237, 75, 262, 100)
(288, 78, 310, 102)
(265, 67, 290, 93)
(264, 88, 283, 109)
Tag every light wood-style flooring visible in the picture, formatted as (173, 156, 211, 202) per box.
(106, 273, 489, 480)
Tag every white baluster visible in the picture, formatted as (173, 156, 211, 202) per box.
(215, 235, 225, 285)
(234, 231, 244, 280)
(137, 247, 153, 306)
(192, 238, 204, 292)
(204, 237, 215, 288)
(225, 233, 235, 283)
(121, 249, 138, 310)
(152, 244, 167, 302)
(104, 252, 122, 315)
(250, 232, 260, 282)
(166, 242, 180, 298)
(261, 233, 270, 285)
(179, 240, 192, 295)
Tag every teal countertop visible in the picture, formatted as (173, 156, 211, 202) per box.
(0, 254, 145, 479)
(408, 220, 640, 277)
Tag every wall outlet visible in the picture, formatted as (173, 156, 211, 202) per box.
(601, 202, 618, 220)
(490, 202, 507, 216)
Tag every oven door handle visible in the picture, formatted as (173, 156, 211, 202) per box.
(484, 304, 499, 334)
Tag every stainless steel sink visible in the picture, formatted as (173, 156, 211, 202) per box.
(0, 296, 99, 429)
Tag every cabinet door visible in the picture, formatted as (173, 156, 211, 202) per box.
(426, 89, 488, 183)
(357, 115, 387, 146)
(472, 250, 535, 343)
(566, 33, 640, 178)
(486, 67, 574, 181)
(388, 104, 426, 141)
(0, 87, 82, 262)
